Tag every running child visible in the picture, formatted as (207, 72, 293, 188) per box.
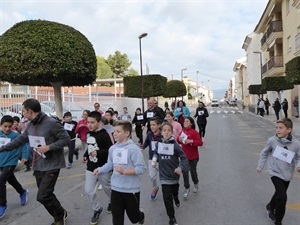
(177, 117, 203, 199)
(93, 120, 146, 225)
(142, 117, 162, 200)
(257, 118, 300, 225)
(132, 108, 144, 147)
(0, 115, 29, 219)
(83, 111, 113, 225)
(152, 122, 188, 225)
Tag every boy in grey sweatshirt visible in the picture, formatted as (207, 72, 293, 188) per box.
(93, 120, 146, 225)
(257, 118, 300, 225)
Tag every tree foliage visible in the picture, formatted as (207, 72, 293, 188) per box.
(124, 74, 167, 98)
(248, 84, 266, 96)
(285, 56, 300, 85)
(262, 76, 294, 93)
(106, 51, 131, 78)
(96, 56, 113, 79)
(0, 20, 97, 118)
(163, 80, 187, 98)
(0, 20, 97, 86)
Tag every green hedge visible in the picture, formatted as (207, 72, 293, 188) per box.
(262, 76, 294, 92)
(248, 84, 266, 95)
(163, 80, 186, 98)
(286, 56, 300, 85)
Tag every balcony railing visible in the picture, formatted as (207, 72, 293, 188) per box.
(260, 21, 283, 46)
(261, 56, 283, 76)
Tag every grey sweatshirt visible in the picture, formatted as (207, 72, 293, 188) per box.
(257, 134, 300, 181)
(99, 139, 146, 193)
(0, 112, 70, 171)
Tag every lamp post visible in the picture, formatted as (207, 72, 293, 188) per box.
(139, 33, 148, 113)
(253, 51, 263, 98)
(181, 68, 187, 81)
(196, 70, 199, 95)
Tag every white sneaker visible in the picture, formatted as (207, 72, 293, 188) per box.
(193, 183, 199, 193)
(202, 137, 205, 142)
(98, 184, 103, 191)
(183, 188, 190, 198)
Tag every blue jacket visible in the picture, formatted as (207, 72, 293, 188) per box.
(174, 106, 190, 120)
(0, 130, 28, 167)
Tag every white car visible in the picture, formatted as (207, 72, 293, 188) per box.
(211, 99, 219, 107)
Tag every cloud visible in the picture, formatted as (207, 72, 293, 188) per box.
(0, 0, 268, 90)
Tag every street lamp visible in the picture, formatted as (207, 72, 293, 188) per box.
(196, 71, 199, 94)
(181, 68, 187, 81)
(253, 51, 263, 98)
(139, 32, 148, 113)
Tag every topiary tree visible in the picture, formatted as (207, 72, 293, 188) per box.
(262, 76, 294, 100)
(0, 20, 97, 118)
(285, 56, 300, 84)
(248, 84, 266, 97)
(163, 80, 187, 101)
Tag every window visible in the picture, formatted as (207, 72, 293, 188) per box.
(287, 35, 291, 51)
(286, 0, 290, 14)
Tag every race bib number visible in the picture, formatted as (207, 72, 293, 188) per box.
(137, 115, 143, 120)
(198, 110, 204, 116)
(64, 123, 74, 131)
(157, 142, 174, 155)
(28, 135, 46, 148)
(0, 137, 11, 147)
(180, 132, 188, 143)
(121, 116, 128, 121)
(147, 112, 154, 118)
(112, 148, 128, 164)
(273, 146, 295, 164)
(151, 141, 157, 151)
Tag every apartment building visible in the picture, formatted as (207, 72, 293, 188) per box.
(237, 0, 300, 117)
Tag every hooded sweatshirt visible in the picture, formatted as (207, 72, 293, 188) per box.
(257, 134, 300, 181)
(0, 130, 28, 167)
(99, 139, 146, 193)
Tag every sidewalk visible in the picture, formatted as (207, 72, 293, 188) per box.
(246, 110, 300, 138)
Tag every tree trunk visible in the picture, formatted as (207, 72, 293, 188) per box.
(51, 82, 63, 119)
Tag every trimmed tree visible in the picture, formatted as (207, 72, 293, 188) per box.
(0, 20, 97, 118)
(285, 56, 300, 84)
(248, 84, 266, 97)
(163, 80, 187, 101)
(262, 77, 294, 100)
(123, 74, 167, 98)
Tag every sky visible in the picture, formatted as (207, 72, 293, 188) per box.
(0, 0, 269, 91)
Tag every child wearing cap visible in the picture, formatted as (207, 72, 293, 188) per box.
(62, 112, 78, 169)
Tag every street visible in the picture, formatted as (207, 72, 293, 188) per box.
(3, 106, 300, 225)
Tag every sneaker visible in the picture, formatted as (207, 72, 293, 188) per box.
(98, 184, 103, 191)
(193, 183, 199, 193)
(174, 197, 180, 208)
(150, 187, 159, 200)
(66, 163, 72, 169)
(106, 203, 112, 214)
(138, 210, 145, 225)
(183, 188, 190, 199)
(51, 210, 68, 225)
(0, 206, 7, 219)
(266, 204, 275, 221)
(169, 217, 178, 225)
(90, 207, 103, 225)
(20, 189, 28, 206)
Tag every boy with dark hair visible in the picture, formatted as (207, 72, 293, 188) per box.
(94, 120, 146, 225)
(257, 118, 300, 225)
(120, 107, 131, 121)
(0, 115, 29, 219)
(83, 111, 113, 225)
(142, 117, 162, 200)
(62, 111, 78, 169)
(132, 108, 144, 147)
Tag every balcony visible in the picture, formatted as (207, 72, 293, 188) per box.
(261, 21, 283, 51)
(261, 56, 284, 78)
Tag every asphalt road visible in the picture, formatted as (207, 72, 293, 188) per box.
(3, 106, 300, 225)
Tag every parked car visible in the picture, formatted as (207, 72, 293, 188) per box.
(42, 101, 83, 121)
(211, 99, 219, 107)
(3, 103, 56, 118)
